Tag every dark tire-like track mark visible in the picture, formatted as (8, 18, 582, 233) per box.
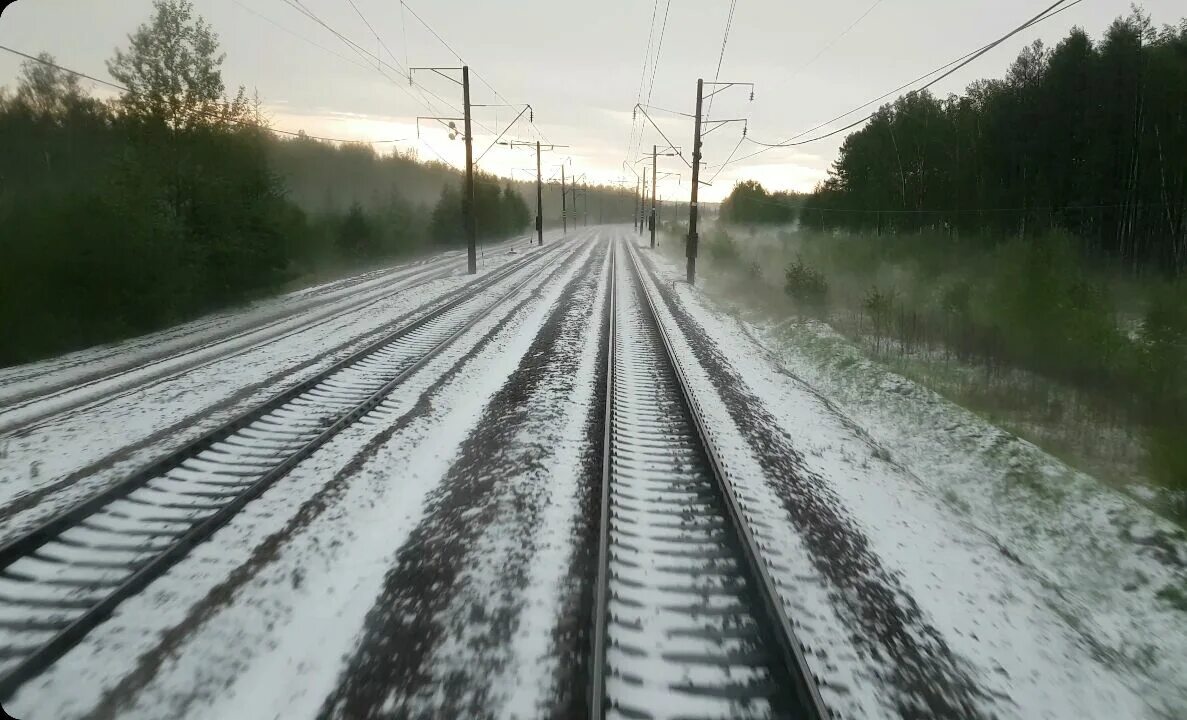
(638, 250, 994, 719)
(540, 256, 611, 718)
(78, 242, 591, 720)
(317, 240, 609, 720)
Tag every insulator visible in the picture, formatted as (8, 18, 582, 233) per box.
(749, 90, 754, 101)
(529, 109, 534, 122)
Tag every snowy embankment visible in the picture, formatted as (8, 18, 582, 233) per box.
(7, 230, 605, 720)
(0, 235, 543, 543)
(643, 245, 1187, 719)
(0, 234, 536, 405)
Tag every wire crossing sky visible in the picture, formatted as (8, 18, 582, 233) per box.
(1, 0, 1181, 201)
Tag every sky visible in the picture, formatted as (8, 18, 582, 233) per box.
(1, 0, 1183, 201)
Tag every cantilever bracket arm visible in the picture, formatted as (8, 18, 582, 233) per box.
(409, 66, 464, 86)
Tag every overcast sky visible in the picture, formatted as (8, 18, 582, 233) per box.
(1, 0, 1182, 201)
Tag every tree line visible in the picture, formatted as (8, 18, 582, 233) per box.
(712, 8, 1187, 498)
(0, 0, 630, 367)
(725, 9, 1187, 276)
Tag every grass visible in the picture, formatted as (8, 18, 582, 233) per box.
(658, 222, 1187, 524)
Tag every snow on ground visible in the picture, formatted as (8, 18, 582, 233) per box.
(402, 238, 609, 717)
(0, 236, 550, 542)
(641, 239, 1187, 719)
(5, 230, 602, 720)
(0, 234, 537, 403)
(6, 223, 1181, 720)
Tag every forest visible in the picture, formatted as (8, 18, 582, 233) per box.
(715, 9, 1187, 508)
(0, 0, 630, 367)
(804, 9, 1187, 272)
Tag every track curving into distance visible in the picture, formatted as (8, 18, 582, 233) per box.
(0, 237, 574, 699)
(589, 238, 830, 719)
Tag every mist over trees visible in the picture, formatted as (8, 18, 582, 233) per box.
(719, 180, 802, 224)
(0, 0, 606, 366)
(797, 9, 1187, 274)
(712, 9, 1187, 499)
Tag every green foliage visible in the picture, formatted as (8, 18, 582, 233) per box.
(756, 223, 1187, 499)
(784, 257, 829, 307)
(0, 4, 486, 367)
(796, 10, 1187, 274)
(107, 0, 248, 129)
(706, 228, 740, 263)
(720, 180, 802, 224)
(427, 175, 531, 246)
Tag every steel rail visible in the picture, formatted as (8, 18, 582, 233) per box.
(0, 261, 457, 434)
(587, 235, 829, 718)
(0, 237, 573, 699)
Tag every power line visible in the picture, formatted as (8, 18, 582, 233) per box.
(343, 0, 400, 71)
(398, 0, 546, 143)
(719, 0, 1083, 170)
(625, 0, 662, 167)
(277, 0, 501, 151)
(399, 0, 464, 63)
(232, 0, 371, 71)
(705, 0, 739, 121)
(707, 134, 745, 184)
(280, 0, 413, 91)
(281, 0, 470, 125)
(0, 43, 404, 145)
(399, 1, 411, 71)
(637, 0, 673, 164)
(327, 0, 475, 136)
(644, 0, 673, 106)
(634, 0, 661, 108)
(788, 0, 885, 80)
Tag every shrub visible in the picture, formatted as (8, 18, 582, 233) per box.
(784, 256, 829, 307)
(708, 229, 740, 263)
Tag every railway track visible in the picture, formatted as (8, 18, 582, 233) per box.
(0, 237, 575, 699)
(0, 253, 468, 435)
(589, 239, 829, 719)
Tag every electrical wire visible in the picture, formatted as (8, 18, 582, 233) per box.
(707, 134, 745, 184)
(635, 106, 692, 170)
(321, 0, 488, 141)
(399, 0, 547, 144)
(283, 0, 477, 128)
(232, 0, 370, 71)
(343, 0, 400, 71)
(705, 0, 739, 121)
(637, 0, 673, 165)
(0, 44, 404, 144)
(623, 0, 661, 168)
(719, 0, 1083, 170)
(278, 0, 503, 160)
(644, 0, 673, 106)
(789, 0, 885, 80)
(639, 103, 695, 119)
(399, 0, 411, 71)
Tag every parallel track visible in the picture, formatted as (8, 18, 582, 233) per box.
(589, 238, 828, 719)
(0, 238, 573, 698)
(0, 255, 463, 434)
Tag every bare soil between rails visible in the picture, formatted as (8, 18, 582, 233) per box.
(316, 239, 608, 719)
(79, 241, 591, 720)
